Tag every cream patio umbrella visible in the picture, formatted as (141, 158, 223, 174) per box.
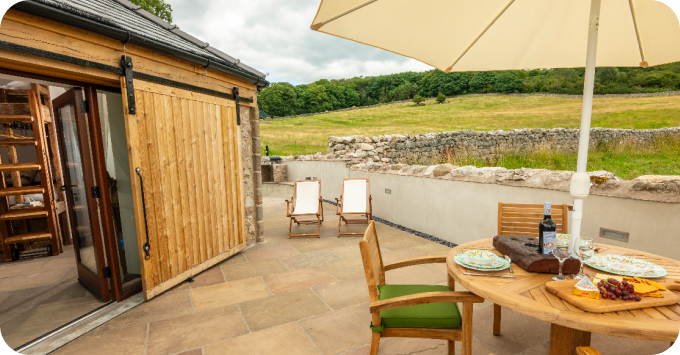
(310, 0, 680, 252)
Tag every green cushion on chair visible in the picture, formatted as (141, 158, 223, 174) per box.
(378, 284, 461, 329)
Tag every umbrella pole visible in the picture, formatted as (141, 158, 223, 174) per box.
(569, 0, 601, 255)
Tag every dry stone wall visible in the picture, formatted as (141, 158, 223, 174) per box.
(326, 127, 680, 163)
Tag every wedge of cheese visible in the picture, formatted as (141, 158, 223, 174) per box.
(573, 277, 600, 299)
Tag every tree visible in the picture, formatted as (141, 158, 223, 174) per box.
(412, 95, 425, 106)
(129, 0, 174, 23)
(494, 72, 523, 93)
(436, 93, 446, 104)
(469, 71, 497, 93)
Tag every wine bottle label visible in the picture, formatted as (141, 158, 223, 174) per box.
(542, 231, 556, 255)
(544, 202, 551, 215)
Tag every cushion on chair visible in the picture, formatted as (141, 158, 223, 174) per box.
(378, 284, 461, 329)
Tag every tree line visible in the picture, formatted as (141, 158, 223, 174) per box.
(257, 62, 680, 117)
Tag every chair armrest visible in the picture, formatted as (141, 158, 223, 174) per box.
(335, 197, 341, 215)
(383, 256, 447, 271)
(576, 347, 602, 355)
(285, 198, 293, 217)
(368, 195, 372, 215)
(370, 291, 484, 313)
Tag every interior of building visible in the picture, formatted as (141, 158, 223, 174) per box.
(0, 72, 141, 349)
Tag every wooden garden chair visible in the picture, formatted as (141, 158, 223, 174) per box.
(492, 202, 571, 335)
(359, 221, 484, 355)
(497, 202, 570, 238)
(285, 180, 324, 238)
(335, 178, 372, 237)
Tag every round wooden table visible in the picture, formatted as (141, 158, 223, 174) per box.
(446, 239, 680, 355)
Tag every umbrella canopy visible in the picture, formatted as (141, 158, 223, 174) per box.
(310, 0, 680, 72)
(310, 0, 680, 251)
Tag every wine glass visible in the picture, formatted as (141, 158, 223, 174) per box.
(573, 237, 594, 280)
(552, 245, 571, 281)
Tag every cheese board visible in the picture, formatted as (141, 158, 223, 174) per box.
(545, 279, 678, 313)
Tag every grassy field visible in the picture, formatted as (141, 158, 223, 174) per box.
(260, 95, 680, 178)
(261, 95, 680, 155)
(416, 136, 680, 180)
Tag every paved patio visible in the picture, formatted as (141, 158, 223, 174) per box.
(47, 195, 672, 355)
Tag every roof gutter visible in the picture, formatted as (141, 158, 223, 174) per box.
(12, 1, 269, 90)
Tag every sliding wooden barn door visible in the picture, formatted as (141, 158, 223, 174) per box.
(121, 79, 247, 300)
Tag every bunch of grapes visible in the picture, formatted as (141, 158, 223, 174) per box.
(597, 278, 642, 301)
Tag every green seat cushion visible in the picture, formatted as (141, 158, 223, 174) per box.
(378, 284, 461, 329)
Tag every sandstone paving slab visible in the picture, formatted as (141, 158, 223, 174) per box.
(289, 236, 346, 254)
(328, 244, 363, 260)
(243, 244, 300, 262)
(263, 267, 337, 294)
(173, 349, 203, 355)
(416, 242, 454, 256)
(385, 265, 448, 285)
(322, 257, 366, 281)
(39, 256, 81, 272)
(300, 302, 372, 355)
(279, 250, 343, 271)
(50, 323, 147, 355)
(380, 247, 430, 265)
(239, 289, 330, 332)
(220, 258, 288, 281)
(378, 336, 499, 355)
(378, 235, 428, 251)
(146, 305, 248, 355)
(97, 290, 192, 331)
(203, 322, 319, 355)
(191, 277, 271, 312)
(218, 252, 248, 266)
(312, 277, 370, 310)
(174, 266, 225, 291)
(472, 305, 552, 355)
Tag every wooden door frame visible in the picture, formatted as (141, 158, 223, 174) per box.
(85, 86, 142, 301)
(53, 87, 111, 301)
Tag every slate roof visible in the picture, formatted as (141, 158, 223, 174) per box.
(31, 0, 266, 80)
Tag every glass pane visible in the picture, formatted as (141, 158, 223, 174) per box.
(58, 104, 97, 273)
(97, 90, 141, 292)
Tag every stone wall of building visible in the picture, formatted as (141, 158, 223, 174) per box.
(241, 107, 264, 245)
(326, 127, 680, 164)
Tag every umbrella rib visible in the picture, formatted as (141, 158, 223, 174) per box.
(446, 0, 516, 73)
(628, 0, 648, 68)
(310, 0, 380, 30)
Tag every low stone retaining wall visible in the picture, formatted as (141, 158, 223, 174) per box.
(326, 127, 680, 163)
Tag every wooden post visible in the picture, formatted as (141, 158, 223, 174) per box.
(549, 324, 591, 355)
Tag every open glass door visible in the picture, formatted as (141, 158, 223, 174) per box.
(52, 88, 110, 301)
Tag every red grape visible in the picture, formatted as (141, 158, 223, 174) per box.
(608, 286, 616, 292)
(615, 289, 622, 296)
(609, 294, 617, 300)
(622, 280, 628, 286)
(635, 296, 642, 301)
(622, 295, 629, 300)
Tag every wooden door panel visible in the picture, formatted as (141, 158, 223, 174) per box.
(122, 79, 247, 300)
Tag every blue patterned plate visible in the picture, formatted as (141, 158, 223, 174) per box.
(454, 252, 509, 272)
(585, 254, 667, 278)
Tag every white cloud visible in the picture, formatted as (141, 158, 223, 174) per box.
(170, 0, 432, 84)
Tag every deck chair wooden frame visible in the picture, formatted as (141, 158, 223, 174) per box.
(335, 178, 372, 237)
(492, 202, 571, 336)
(285, 180, 324, 238)
(497, 202, 570, 238)
(360, 221, 483, 355)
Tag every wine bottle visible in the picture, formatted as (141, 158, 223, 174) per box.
(538, 202, 557, 255)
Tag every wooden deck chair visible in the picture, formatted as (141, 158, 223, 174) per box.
(335, 178, 372, 237)
(285, 180, 324, 238)
(359, 221, 483, 355)
(497, 202, 571, 238)
(492, 202, 571, 336)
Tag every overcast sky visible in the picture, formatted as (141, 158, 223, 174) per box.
(170, 0, 432, 85)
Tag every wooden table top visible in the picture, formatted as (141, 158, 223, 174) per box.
(446, 239, 680, 342)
